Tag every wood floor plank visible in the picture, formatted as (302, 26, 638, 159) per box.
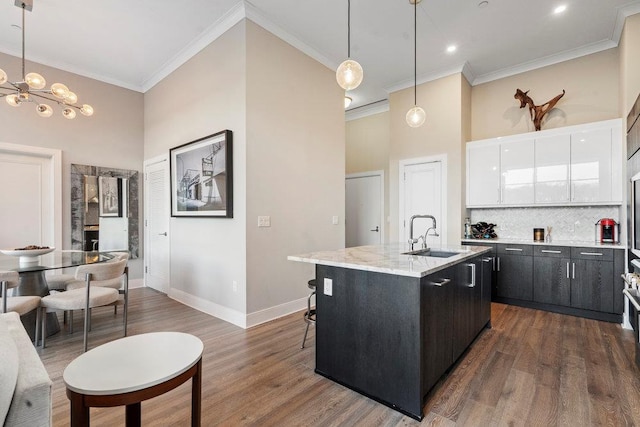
(36, 289, 640, 426)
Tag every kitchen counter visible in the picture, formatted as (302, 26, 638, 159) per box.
(288, 243, 491, 278)
(461, 238, 625, 250)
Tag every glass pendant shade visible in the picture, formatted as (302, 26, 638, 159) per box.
(51, 82, 69, 99)
(5, 94, 20, 107)
(336, 59, 363, 91)
(0, 69, 7, 85)
(406, 106, 426, 128)
(64, 91, 78, 104)
(80, 104, 94, 116)
(36, 103, 53, 117)
(25, 72, 46, 89)
(62, 107, 76, 119)
(344, 96, 352, 109)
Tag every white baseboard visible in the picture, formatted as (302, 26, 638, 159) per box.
(246, 297, 308, 328)
(128, 278, 144, 289)
(168, 288, 247, 328)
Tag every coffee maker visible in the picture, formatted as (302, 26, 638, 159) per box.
(595, 218, 619, 243)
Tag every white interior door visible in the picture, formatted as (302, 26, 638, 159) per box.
(144, 158, 170, 293)
(346, 172, 383, 247)
(0, 152, 54, 248)
(400, 160, 445, 248)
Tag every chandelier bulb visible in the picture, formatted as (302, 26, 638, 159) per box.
(36, 104, 53, 118)
(0, 68, 7, 85)
(406, 106, 426, 128)
(344, 96, 352, 109)
(62, 108, 76, 119)
(6, 94, 21, 107)
(336, 59, 364, 91)
(80, 104, 94, 116)
(51, 83, 69, 99)
(25, 72, 46, 90)
(64, 91, 78, 105)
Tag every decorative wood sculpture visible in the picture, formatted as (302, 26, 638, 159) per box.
(514, 88, 565, 131)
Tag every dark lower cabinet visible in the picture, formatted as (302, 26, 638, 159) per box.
(479, 256, 493, 327)
(453, 258, 482, 361)
(570, 258, 614, 312)
(533, 246, 571, 306)
(496, 245, 533, 301)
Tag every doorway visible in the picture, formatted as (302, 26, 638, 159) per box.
(346, 171, 384, 247)
(399, 156, 447, 247)
(144, 155, 170, 293)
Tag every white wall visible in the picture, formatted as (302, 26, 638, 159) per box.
(0, 52, 145, 278)
(144, 21, 248, 321)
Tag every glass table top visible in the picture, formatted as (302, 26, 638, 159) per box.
(0, 251, 115, 273)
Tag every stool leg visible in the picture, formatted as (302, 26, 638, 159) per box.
(301, 322, 311, 349)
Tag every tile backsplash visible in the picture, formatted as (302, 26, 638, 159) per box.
(469, 206, 622, 242)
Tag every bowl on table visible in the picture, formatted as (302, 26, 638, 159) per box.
(0, 247, 55, 265)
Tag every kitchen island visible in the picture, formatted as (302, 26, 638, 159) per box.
(288, 243, 492, 420)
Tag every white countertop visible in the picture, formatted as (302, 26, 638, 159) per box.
(288, 243, 492, 278)
(63, 332, 203, 395)
(461, 238, 625, 250)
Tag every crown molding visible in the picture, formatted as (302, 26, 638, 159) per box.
(613, 2, 640, 43)
(345, 100, 389, 121)
(472, 39, 617, 85)
(385, 62, 468, 94)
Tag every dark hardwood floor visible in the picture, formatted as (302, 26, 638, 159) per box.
(38, 287, 640, 426)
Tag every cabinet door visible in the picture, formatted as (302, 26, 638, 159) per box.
(535, 134, 570, 203)
(421, 266, 454, 392)
(570, 259, 614, 312)
(533, 256, 571, 306)
(479, 256, 493, 327)
(453, 258, 482, 361)
(497, 253, 533, 301)
(570, 128, 612, 203)
(501, 139, 534, 205)
(467, 143, 500, 206)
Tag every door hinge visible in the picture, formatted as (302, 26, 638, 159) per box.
(145, 219, 147, 227)
(145, 266, 148, 273)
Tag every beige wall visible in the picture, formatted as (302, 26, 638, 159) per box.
(346, 111, 390, 241)
(0, 52, 144, 277)
(389, 73, 465, 244)
(245, 21, 344, 314)
(620, 13, 640, 119)
(471, 49, 620, 140)
(144, 21, 248, 314)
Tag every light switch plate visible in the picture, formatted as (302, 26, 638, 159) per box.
(258, 216, 271, 227)
(332, 215, 339, 225)
(324, 278, 333, 296)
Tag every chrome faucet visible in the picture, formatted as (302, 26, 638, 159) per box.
(408, 215, 439, 250)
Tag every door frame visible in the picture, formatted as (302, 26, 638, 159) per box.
(144, 153, 170, 291)
(346, 170, 385, 245)
(398, 154, 448, 245)
(0, 141, 62, 249)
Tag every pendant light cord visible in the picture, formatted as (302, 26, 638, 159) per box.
(21, 3, 25, 80)
(347, 0, 351, 58)
(413, 0, 417, 106)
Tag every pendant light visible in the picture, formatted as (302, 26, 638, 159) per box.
(336, 0, 363, 91)
(406, 0, 426, 128)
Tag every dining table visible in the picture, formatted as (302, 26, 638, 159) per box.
(0, 250, 115, 340)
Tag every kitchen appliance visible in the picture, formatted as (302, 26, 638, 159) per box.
(595, 218, 619, 243)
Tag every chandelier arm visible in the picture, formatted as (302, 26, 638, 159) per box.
(29, 92, 81, 109)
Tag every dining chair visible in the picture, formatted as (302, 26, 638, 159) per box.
(0, 271, 41, 345)
(40, 259, 128, 352)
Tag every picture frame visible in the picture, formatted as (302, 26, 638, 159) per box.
(98, 176, 122, 217)
(170, 130, 233, 218)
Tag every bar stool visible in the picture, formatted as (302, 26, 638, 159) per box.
(301, 279, 316, 349)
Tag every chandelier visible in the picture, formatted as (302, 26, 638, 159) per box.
(0, 0, 93, 119)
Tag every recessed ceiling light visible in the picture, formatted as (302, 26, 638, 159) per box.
(554, 4, 567, 14)
(446, 45, 457, 53)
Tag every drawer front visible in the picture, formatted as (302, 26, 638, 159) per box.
(533, 246, 571, 258)
(570, 247, 614, 261)
(497, 244, 533, 256)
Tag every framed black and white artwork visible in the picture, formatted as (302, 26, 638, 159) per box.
(98, 176, 122, 217)
(170, 130, 233, 218)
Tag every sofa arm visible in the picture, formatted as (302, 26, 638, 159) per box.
(2, 312, 52, 427)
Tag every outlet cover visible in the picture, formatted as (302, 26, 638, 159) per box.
(332, 215, 339, 225)
(324, 278, 333, 296)
(258, 216, 271, 227)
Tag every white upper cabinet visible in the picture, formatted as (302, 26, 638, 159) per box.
(466, 119, 623, 208)
(534, 134, 570, 203)
(467, 143, 500, 206)
(501, 139, 534, 205)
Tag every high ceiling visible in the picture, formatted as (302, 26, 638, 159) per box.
(0, 0, 639, 111)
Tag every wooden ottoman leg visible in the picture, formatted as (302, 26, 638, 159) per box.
(125, 402, 141, 427)
(68, 390, 89, 427)
(192, 358, 202, 427)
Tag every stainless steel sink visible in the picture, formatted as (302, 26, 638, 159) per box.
(403, 249, 459, 258)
